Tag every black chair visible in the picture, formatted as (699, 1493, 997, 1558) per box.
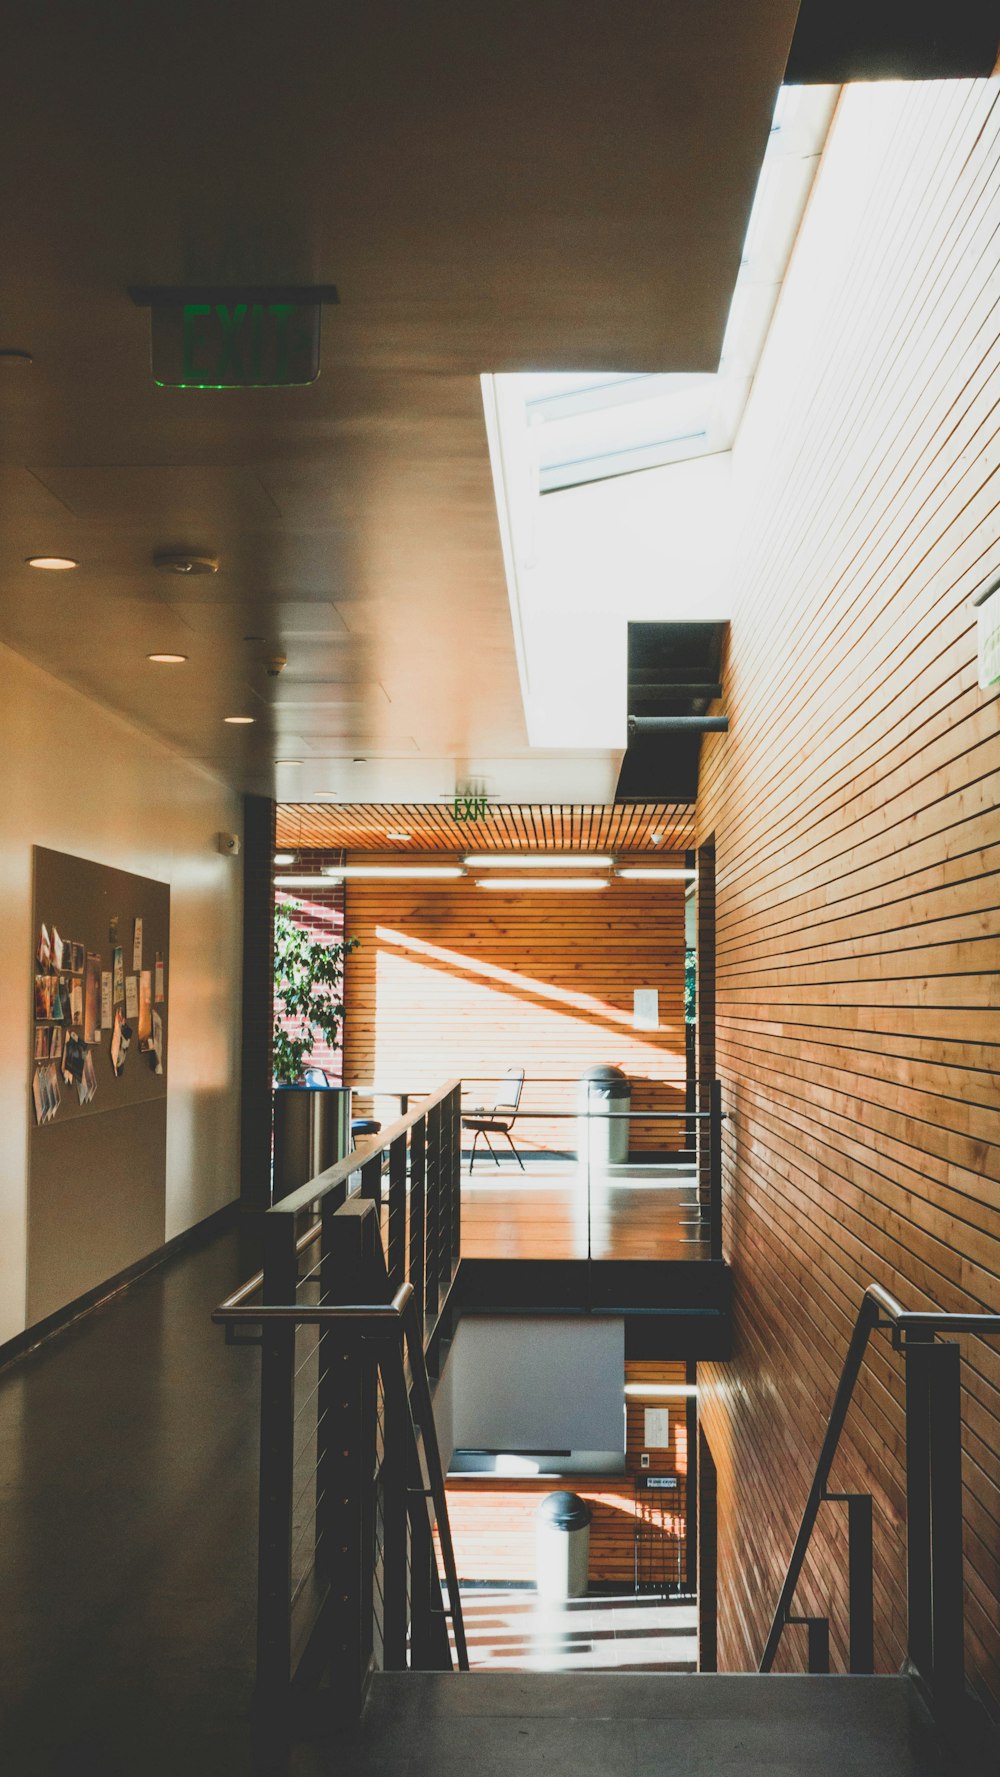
(462, 1069, 525, 1174)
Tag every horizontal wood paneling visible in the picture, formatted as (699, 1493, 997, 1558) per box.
(342, 863, 687, 1152)
(695, 81, 1000, 1722)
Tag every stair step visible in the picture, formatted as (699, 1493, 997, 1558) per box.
(348, 1671, 950, 1776)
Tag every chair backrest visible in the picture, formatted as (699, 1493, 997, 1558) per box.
(492, 1067, 525, 1116)
(303, 1066, 333, 1087)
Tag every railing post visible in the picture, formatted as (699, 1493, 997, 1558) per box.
(379, 1330, 409, 1670)
(409, 1115, 426, 1345)
(255, 1213, 298, 1714)
(449, 1084, 461, 1271)
(709, 1078, 723, 1263)
(929, 1342, 966, 1717)
(905, 1334, 935, 1683)
(425, 1099, 441, 1320)
(387, 1133, 407, 1291)
(807, 1617, 830, 1673)
(322, 1201, 382, 1714)
(828, 1492, 874, 1672)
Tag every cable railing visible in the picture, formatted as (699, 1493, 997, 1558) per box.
(760, 1282, 1000, 1747)
(457, 1077, 725, 1263)
(213, 1080, 466, 1730)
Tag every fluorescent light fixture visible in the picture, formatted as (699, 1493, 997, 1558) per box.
(465, 853, 613, 868)
(624, 1384, 698, 1398)
(385, 831, 412, 842)
(147, 652, 188, 663)
(273, 852, 296, 866)
(26, 555, 78, 570)
(478, 877, 608, 891)
(224, 715, 255, 725)
(322, 865, 465, 880)
(274, 874, 326, 887)
(616, 867, 697, 880)
(274, 758, 303, 766)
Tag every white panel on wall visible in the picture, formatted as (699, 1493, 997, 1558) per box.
(448, 1315, 626, 1457)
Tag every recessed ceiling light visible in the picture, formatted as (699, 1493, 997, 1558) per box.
(224, 715, 255, 725)
(147, 652, 188, 664)
(26, 556, 78, 571)
(352, 757, 367, 764)
(386, 831, 412, 842)
(275, 758, 304, 767)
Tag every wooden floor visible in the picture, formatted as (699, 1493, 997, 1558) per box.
(459, 1161, 707, 1261)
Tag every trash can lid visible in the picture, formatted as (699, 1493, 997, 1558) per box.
(580, 1064, 630, 1097)
(537, 1490, 593, 1529)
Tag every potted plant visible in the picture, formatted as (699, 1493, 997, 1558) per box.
(272, 900, 360, 1199)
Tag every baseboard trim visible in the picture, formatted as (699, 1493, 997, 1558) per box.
(0, 1198, 240, 1374)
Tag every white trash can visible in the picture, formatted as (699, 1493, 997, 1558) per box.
(535, 1491, 592, 1601)
(577, 1065, 630, 1168)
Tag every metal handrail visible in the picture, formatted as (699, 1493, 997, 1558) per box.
(271, 1077, 462, 1219)
(213, 1279, 469, 1673)
(760, 1282, 1000, 1676)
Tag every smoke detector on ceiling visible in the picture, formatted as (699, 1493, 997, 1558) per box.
(152, 550, 219, 576)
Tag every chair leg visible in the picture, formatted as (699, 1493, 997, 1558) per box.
(505, 1131, 525, 1171)
(482, 1131, 500, 1166)
(468, 1131, 479, 1176)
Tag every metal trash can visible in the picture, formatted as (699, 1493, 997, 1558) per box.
(272, 1084, 351, 1204)
(577, 1065, 630, 1167)
(535, 1492, 592, 1601)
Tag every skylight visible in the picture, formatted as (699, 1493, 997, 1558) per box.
(498, 85, 839, 495)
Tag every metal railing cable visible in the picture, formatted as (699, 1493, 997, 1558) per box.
(760, 1281, 1000, 1740)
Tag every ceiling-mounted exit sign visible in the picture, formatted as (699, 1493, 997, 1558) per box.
(129, 285, 339, 387)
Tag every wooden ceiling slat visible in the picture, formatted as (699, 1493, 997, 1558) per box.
(276, 802, 696, 852)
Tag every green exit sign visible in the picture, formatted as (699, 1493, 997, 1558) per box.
(129, 285, 338, 388)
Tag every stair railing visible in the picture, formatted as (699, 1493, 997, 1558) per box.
(214, 1080, 466, 1732)
(760, 1282, 1000, 1736)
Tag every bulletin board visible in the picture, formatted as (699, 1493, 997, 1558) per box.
(27, 848, 170, 1325)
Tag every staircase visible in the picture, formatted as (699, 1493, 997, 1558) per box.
(346, 1671, 952, 1776)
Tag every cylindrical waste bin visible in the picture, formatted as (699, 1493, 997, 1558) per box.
(535, 1491, 592, 1601)
(577, 1065, 630, 1167)
(272, 1084, 351, 1203)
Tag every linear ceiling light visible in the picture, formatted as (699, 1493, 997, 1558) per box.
(478, 877, 608, 891)
(465, 853, 613, 868)
(274, 874, 327, 887)
(616, 867, 697, 880)
(322, 865, 464, 880)
(623, 1384, 698, 1398)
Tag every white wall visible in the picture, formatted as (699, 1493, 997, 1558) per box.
(0, 643, 244, 1343)
(447, 1315, 626, 1463)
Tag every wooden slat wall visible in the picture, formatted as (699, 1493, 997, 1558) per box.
(443, 1361, 688, 1585)
(695, 81, 1000, 1720)
(343, 864, 687, 1151)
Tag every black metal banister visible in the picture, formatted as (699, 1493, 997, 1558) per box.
(760, 1280, 1000, 1736)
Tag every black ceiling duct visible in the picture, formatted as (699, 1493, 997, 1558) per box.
(615, 621, 728, 803)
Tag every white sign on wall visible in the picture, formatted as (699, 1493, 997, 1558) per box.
(644, 1407, 670, 1448)
(976, 580, 1000, 692)
(633, 988, 659, 1031)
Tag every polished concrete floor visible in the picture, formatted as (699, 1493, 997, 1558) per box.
(460, 1161, 708, 1260)
(0, 1221, 281, 1777)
